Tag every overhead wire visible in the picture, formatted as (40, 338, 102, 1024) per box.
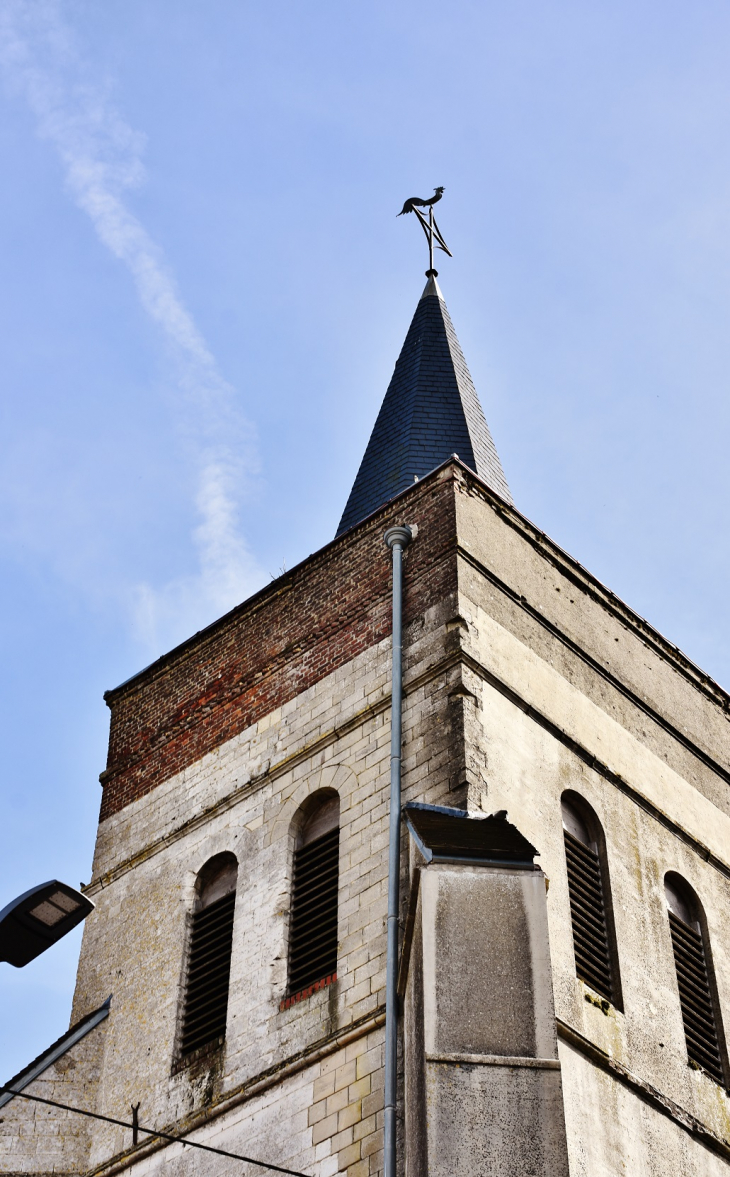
(0, 1086, 312, 1177)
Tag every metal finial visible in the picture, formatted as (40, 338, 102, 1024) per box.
(396, 187, 453, 273)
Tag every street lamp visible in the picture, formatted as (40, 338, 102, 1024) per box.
(0, 881, 94, 967)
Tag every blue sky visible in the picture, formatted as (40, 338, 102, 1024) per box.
(2, 0, 730, 1077)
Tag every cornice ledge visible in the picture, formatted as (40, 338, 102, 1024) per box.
(557, 1018, 730, 1162)
(456, 472, 730, 714)
(460, 648, 730, 881)
(86, 650, 463, 893)
(84, 1008, 386, 1177)
(457, 543, 730, 784)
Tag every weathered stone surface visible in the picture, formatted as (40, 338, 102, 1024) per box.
(6, 461, 730, 1175)
(426, 1064, 567, 1177)
(403, 863, 569, 1176)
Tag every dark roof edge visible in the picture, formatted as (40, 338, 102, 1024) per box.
(402, 801, 539, 867)
(404, 801, 469, 819)
(105, 458, 730, 715)
(0, 997, 111, 1108)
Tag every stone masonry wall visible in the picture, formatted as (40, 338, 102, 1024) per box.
(9, 462, 730, 1175)
(0, 1026, 105, 1176)
(453, 468, 730, 809)
(100, 469, 459, 821)
(453, 473, 730, 1172)
(12, 578, 463, 1175)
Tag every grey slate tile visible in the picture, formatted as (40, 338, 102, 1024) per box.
(336, 280, 512, 536)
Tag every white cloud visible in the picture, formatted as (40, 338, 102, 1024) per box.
(0, 0, 265, 655)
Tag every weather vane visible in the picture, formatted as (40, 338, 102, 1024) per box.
(397, 186, 453, 275)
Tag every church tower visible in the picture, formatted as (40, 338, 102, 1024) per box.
(4, 230, 730, 1177)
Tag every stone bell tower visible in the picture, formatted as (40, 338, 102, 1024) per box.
(3, 250, 730, 1177)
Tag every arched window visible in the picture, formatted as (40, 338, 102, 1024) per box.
(562, 793, 621, 1006)
(287, 792, 340, 1000)
(180, 853, 238, 1058)
(665, 873, 726, 1084)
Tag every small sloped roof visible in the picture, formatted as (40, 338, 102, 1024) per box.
(0, 997, 111, 1109)
(404, 802, 538, 867)
(337, 275, 512, 536)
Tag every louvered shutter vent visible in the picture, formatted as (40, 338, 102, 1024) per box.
(564, 830, 615, 1002)
(288, 826, 339, 996)
(181, 891, 236, 1056)
(669, 912, 724, 1083)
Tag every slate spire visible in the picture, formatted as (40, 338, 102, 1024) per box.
(336, 274, 512, 536)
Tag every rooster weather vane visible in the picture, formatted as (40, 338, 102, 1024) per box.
(397, 186, 452, 274)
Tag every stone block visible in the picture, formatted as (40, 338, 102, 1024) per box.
(337, 1100, 362, 1131)
(311, 1113, 339, 1146)
(337, 1141, 362, 1169)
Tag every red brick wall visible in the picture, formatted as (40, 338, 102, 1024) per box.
(100, 467, 459, 821)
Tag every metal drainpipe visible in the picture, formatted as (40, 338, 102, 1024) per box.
(383, 524, 413, 1177)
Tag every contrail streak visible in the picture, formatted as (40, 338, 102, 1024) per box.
(0, 0, 263, 653)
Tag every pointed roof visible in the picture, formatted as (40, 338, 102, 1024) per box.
(336, 274, 512, 536)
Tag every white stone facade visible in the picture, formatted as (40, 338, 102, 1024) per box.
(4, 465, 730, 1176)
